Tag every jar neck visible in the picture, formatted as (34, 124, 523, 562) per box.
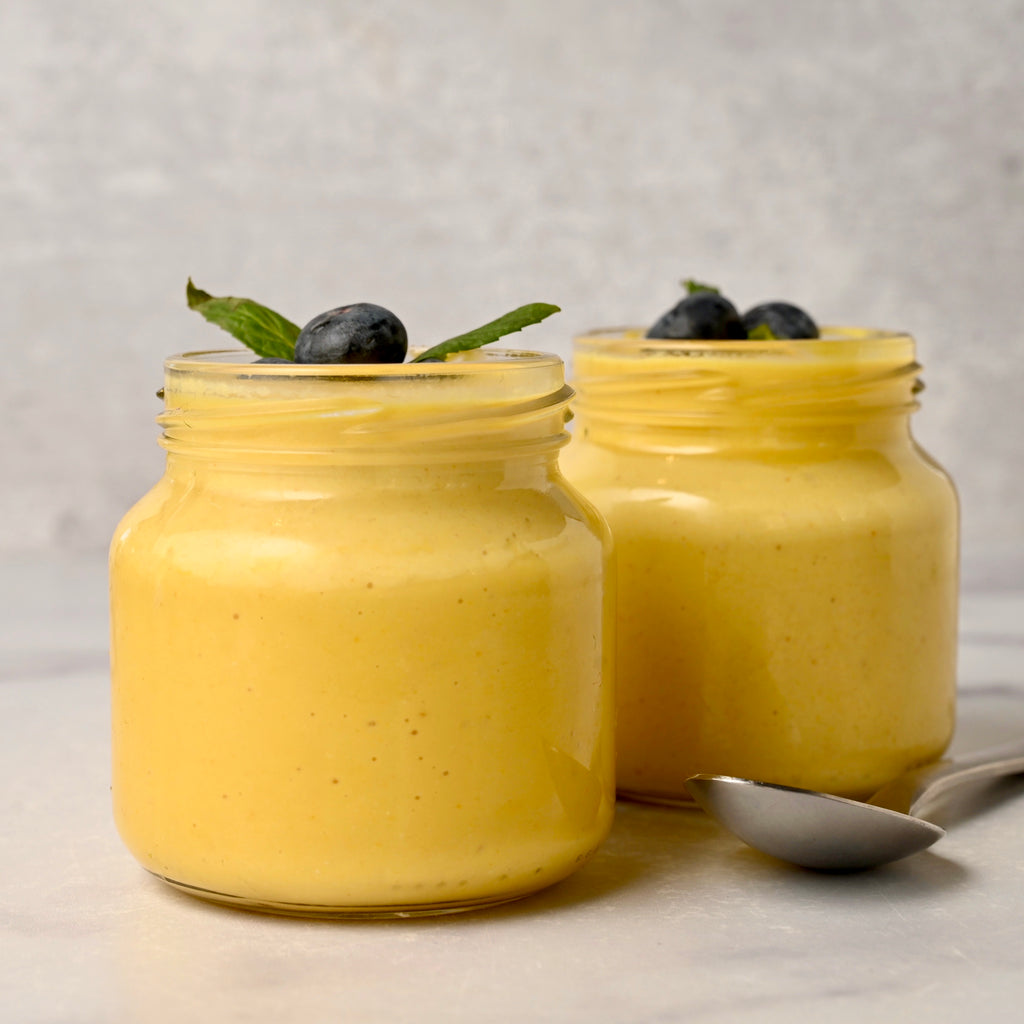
(163, 451, 564, 496)
(157, 349, 573, 467)
(570, 327, 922, 452)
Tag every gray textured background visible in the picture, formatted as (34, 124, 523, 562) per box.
(3, 0, 1022, 576)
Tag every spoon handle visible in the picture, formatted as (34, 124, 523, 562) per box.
(896, 736, 1024, 817)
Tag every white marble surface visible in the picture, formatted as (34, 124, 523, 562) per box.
(3, 554, 1024, 1023)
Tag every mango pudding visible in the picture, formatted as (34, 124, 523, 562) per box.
(111, 291, 613, 916)
(563, 299, 958, 805)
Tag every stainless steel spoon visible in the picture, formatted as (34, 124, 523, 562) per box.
(686, 736, 1024, 870)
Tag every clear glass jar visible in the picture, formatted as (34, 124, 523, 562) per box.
(110, 348, 614, 917)
(562, 327, 958, 804)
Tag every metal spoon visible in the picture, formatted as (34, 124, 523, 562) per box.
(686, 736, 1024, 870)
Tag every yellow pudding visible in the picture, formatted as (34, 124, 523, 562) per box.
(563, 327, 958, 803)
(110, 349, 614, 915)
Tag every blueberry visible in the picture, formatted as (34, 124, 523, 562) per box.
(294, 303, 408, 364)
(742, 302, 818, 339)
(647, 292, 746, 340)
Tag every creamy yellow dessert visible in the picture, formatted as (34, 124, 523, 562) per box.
(110, 349, 614, 914)
(563, 327, 958, 802)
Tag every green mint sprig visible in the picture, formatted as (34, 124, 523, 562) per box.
(186, 279, 300, 360)
(186, 280, 559, 363)
(682, 278, 721, 295)
(411, 303, 560, 363)
(747, 323, 779, 340)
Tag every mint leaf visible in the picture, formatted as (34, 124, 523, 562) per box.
(186, 279, 300, 360)
(411, 303, 560, 363)
(747, 323, 778, 340)
(682, 278, 721, 295)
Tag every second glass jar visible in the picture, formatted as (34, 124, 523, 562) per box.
(562, 327, 959, 804)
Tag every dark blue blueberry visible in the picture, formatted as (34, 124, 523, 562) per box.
(647, 292, 746, 340)
(294, 303, 408, 364)
(742, 302, 818, 339)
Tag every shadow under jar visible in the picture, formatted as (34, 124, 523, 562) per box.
(110, 348, 614, 917)
(562, 327, 958, 805)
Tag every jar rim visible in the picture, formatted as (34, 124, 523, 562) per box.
(569, 325, 922, 433)
(158, 348, 573, 462)
(165, 347, 564, 379)
(574, 325, 914, 359)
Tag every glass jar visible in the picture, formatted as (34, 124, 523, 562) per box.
(562, 327, 958, 804)
(110, 348, 614, 916)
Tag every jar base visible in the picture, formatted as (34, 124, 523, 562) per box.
(151, 871, 535, 919)
(618, 787, 701, 809)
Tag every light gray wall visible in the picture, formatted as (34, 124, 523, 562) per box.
(4, 0, 1023, 576)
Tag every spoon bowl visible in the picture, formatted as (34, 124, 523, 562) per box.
(686, 736, 1024, 870)
(685, 776, 944, 870)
